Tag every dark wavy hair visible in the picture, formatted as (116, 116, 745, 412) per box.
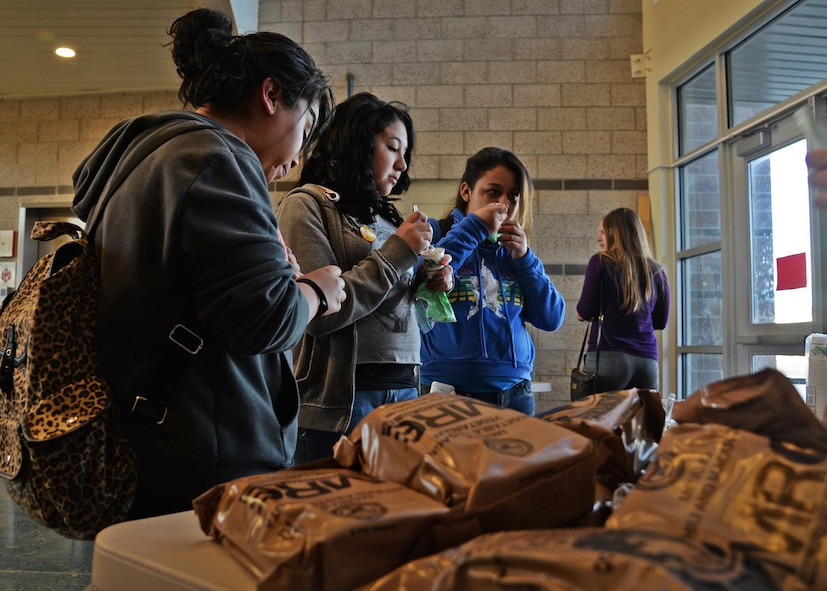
(298, 92, 415, 226)
(167, 7, 334, 160)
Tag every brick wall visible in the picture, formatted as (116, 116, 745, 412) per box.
(0, 0, 647, 413)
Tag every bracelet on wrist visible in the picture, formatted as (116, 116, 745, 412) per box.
(296, 277, 328, 319)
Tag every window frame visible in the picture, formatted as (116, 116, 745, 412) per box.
(668, 0, 827, 397)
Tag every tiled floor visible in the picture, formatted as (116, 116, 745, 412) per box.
(0, 485, 93, 591)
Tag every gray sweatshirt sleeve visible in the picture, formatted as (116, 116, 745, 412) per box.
(278, 189, 419, 337)
(180, 150, 309, 354)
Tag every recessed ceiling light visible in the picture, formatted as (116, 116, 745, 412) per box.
(55, 47, 76, 59)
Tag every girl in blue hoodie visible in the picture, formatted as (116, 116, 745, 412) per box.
(420, 147, 566, 415)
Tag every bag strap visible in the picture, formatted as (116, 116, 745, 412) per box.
(593, 259, 604, 390)
(577, 258, 604, 375)
(80, 120, 209, 425)
(576, 320, 590, 369)
(282, 184, 346, 268)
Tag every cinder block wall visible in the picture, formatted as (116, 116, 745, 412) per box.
(0, 0, 647, 413)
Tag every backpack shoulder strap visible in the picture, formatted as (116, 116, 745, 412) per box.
(81, 120, 210, 424)
(281, 184, 348, 269)
(285, 183, 341, 205)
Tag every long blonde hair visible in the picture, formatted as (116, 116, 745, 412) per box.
(600, 207, 660, 313)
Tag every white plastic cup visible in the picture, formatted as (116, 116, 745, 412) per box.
(422, 246, 446, 279)
(805, 333, 827, 422)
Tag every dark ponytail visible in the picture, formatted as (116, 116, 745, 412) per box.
(167, 8, 333, 155)
(169, 8, 242, 108)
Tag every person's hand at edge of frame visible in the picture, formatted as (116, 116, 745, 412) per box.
(806, 147, 827, 209)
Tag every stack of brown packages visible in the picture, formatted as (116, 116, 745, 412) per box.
(354, 376, 822, 591)
(195, 375, 827, 590)
(193, 393, 599, 590)
(606, 369, 827, 590)
(333, 393, 598, 534)
(538, 388, 665, 505)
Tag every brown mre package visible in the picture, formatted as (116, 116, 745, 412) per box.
(539, 388, 665, 489)
(672, 368, 827, 455)
(356, 527, 780, 591)
(334, 393, 596, 532)
(606, 423, 827, 588)
(192, 468, 450, 591)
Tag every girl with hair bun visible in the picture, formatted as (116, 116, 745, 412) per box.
(576, 207, 671, 392)
(70, 7, 345, 519)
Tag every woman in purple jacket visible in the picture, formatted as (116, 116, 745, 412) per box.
(576, 207, 670, 392)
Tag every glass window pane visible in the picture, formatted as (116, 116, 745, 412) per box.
(682, 353, 723, 397)
(729, 0, 827, 127)
(752, 354, 807, 403)
(681, 251, 723, 346)
(748, 139, 813, 325)
(679, 151, 721, 250)
(678, 65, 717, 155)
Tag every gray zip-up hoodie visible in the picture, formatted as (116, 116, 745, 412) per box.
(277, 185, 420, 433)
(72, 110, 305, 516)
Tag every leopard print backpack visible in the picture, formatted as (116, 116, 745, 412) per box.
(0, 221, 137, 540)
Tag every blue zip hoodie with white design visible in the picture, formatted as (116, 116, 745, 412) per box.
(420, 208, 565, 393)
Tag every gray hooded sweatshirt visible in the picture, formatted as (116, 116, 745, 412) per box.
(72, 111, 306, 517)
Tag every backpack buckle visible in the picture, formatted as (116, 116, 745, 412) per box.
(168, 324, 203, 355)
(131, 395, 168, 425)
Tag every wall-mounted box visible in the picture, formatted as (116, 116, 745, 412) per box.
(0, 231, 15, 258)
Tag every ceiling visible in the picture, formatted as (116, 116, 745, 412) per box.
(0, 0, 237, 99)
(3, 0, 826, 107)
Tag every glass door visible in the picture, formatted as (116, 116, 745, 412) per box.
(730, 102, 825, 393)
